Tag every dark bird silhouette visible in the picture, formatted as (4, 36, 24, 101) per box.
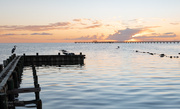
(11, 45, 16, 54)
(60, 50, 75, 55)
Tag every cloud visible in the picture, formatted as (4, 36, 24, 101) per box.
(84, 24, 102, 29)
(72, 18, 103, 29)
(50, 22, 71, 26)
(73, 19, 82, 22)
(0, 22, 71, 31)
(106, 28, 144, 41)
(0, 19, 103, 31)
(134, 32, 176, 39)
(170, 22, 179, 25)
(105, 27, 176, 41)
(65, 34, 105, 40)
(1, 33, 16, 36)
(129, 18, 145, 24)
(31, 32, 53, 35)
(0, 33, 28, 37)
(0, 32, 52, 37)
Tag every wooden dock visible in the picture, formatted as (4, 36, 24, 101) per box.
(23, 52, 85, 66)
(0, 53, 85, 109)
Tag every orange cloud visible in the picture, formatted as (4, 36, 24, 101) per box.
(84, 24, 102, 29)
(0, 19, 103, 32)
(65, 34, 105, 40)
(0, 22, 71, 31)
(170, 22, 179, 25)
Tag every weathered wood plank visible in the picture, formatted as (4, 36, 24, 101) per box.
(0, 56, 21, 91)
(9, 100, 38, 106)
(7, 87, 41, 94)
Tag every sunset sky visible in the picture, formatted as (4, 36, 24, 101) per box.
(0, 0, 180, 43)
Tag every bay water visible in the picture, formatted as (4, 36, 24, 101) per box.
(0, 43, 180, 109)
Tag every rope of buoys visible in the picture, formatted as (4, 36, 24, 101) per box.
(135, 50, 179, 59)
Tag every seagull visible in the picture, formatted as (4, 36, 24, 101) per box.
(11, 45, 16, 54)
(60, 49, 75, 55)
(61, 49, 67, 53)
(60, 50, 68, 55)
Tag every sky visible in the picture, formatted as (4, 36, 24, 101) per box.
(0, 0, 180, 43)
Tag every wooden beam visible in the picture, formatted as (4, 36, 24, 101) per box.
(0, 56, 21, 91)
(7, 87, 40, 94)
(9, 100, 37, 106)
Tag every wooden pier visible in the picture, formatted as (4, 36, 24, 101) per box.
(23, 52, 85, 66)
(75, 41, 180, 44)
(0, 53, 85, 109)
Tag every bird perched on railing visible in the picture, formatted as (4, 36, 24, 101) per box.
(11, 45, 16, 54)
(60, 49, 75, 55)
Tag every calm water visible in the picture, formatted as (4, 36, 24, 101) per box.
(0, 43, 180, 109)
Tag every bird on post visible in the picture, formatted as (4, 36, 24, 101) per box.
(11, 45, 16, 54)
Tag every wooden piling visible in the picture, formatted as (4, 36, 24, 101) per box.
(0, 93, 8, 109)
(0, 64, 3, 73)
(32, 65, 41, 102)
(37, 99, 42, 109)
(12, 71, 19, 88)
(7, 79, 15, 101)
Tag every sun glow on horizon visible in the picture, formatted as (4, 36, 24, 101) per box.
(126, 38, 140, 42)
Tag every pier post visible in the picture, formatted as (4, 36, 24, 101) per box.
(37, 99, 42, 109)
(0, 93, 8, 109)
(12, 71, 19, 88)
(3, 60, 7, 68)
(36, 53, 39, 66)
(79, 52, 84, 65)
(0, 64, 3, 73)
(32, 65, 40, 101)
(7, 79, 15, 101)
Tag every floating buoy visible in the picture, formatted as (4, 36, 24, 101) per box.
(116, 46, 120, 49)
(159, 54, 165, 57)
(149, 53, 154, 55)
